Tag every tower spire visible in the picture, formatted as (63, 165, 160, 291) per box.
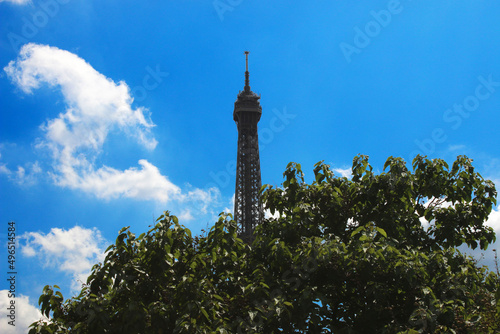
(244, 51, 250, 92)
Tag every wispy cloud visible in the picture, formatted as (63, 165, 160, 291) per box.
(178, 210, 194, 221)
(223, 193, 235, 215)
(0, 160, 41, 186)
(179, 186, 220, 214)
(169, 186, 222, 223)
(0, 0, 31, 4)
(4, 43, 217, 209)
(448, 144, 466, 152)
(333, 167, 352, 178)
(21, 225, 108, 291)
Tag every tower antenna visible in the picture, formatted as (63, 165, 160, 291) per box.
(244, 51, 250, 91)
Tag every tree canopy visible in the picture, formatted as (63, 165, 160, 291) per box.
(30, 155, 500, 333)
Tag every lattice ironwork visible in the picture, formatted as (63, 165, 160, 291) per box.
(233, 51, 263, 241)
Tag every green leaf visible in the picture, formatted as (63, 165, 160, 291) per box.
(201, 308, 210, 321)
(351, 226, 365, 237)
(375, 227, 387, 238)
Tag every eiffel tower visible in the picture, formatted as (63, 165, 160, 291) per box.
(233, 51, 263, 241)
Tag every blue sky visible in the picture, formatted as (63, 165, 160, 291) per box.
(1, 0, 500, 331)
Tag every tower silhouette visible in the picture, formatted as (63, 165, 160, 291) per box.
(233, 51, 263, 241)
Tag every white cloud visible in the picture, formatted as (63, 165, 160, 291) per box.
(179, 186, 221, 214)
(223, 193, 235, 215)
(419, 216, 430, 230)
(264, 208, 280, 219)
(333, 167, 352, 178)
(156, 186, 224, 224)
(485, 206, 500, 235)
(0, 163, 11, 175)
(3, 43, 208, 205)
(4, 43, 221, 219)
(21, 226, 107, 292)
(178, 210, 194, 221)
(0, 161, 42, 186)
(61, 159, 180, 202)
(0, 292, 46, 334)
(15, 163, 41, 185)
(5, 44, 157, 150)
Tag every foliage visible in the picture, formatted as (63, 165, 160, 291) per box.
(263, 155, 496, 251)
(29, 155, 499, 333)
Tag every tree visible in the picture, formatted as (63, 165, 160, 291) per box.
(30, 155, 500, 333)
